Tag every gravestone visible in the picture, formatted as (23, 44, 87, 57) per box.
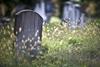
(45, 0, 54, 22)
(34, 0, 54, 23)
(0, 17, 11, 27)
(63, 1, 86, 29)
(34, 0, 47, 22)
(14, 9, 43, 62)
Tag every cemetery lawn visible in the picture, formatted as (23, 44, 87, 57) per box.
(0, 17, 100, 67)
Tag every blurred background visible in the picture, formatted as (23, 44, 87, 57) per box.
(0, 0, 100, 28)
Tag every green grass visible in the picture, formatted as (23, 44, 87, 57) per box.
(0, 17, 100, 67)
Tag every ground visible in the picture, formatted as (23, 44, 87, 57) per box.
(0, 17, 100, 67)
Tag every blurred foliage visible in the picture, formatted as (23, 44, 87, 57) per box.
(0, 22, 15, 67)
(0, 17, 100, 67)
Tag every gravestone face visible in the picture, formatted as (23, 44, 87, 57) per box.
(14, 10, 43, 61)
(63, 1, 86, 29)
(34, 0, 47, 22)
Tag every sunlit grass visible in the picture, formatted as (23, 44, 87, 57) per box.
(0, 17, 100, 67)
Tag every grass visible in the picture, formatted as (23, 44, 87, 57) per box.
(0, 17, 100, 67)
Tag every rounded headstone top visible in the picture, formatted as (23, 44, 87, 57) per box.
(71, 0, 81, 4)
(71, 0, 80, 2)
(74, 3, 80, 7)
(65, 1, 72, 5)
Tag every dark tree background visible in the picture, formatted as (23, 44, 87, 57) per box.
(0, 0, 100, 18)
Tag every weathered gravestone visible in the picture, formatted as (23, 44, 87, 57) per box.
(34, 0, 47, 22)
(62, 1, 86, 29)
(0, 17, 11, 27)
(14, 10, 43, 62)
(34, 0, 54, 23)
